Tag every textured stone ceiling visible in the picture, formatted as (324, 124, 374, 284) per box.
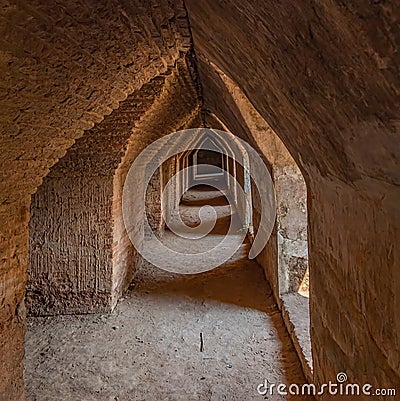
(185, 0, 400, 187)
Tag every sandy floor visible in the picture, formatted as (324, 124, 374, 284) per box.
(25, 187, 313, 401)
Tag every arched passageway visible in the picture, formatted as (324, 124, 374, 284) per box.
(0, 2, 398, 401)
(25, 129, 313, 400)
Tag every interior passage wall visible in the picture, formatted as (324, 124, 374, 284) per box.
(146, 168, 163, 236)
(274, 165, 308, 295)
(0, 1, 193, 398)
(186, 0, 400, 396)
(309, 179, 399, 396)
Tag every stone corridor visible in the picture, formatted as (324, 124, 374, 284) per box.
(25, 188, 312, 400)
(0, 1, 399, 401)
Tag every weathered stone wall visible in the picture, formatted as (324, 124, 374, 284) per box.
(186, 1, 400, 397)
(274, 165, 308, 295)
(160, 156, 179, 229)
(28, 172, 114, 315)
(309, 179, 399, 398)
(0, 1, 194, 398)
(146, 168, 163, 235)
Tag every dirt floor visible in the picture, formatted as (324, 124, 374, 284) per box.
(25, 187, 313, 400)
